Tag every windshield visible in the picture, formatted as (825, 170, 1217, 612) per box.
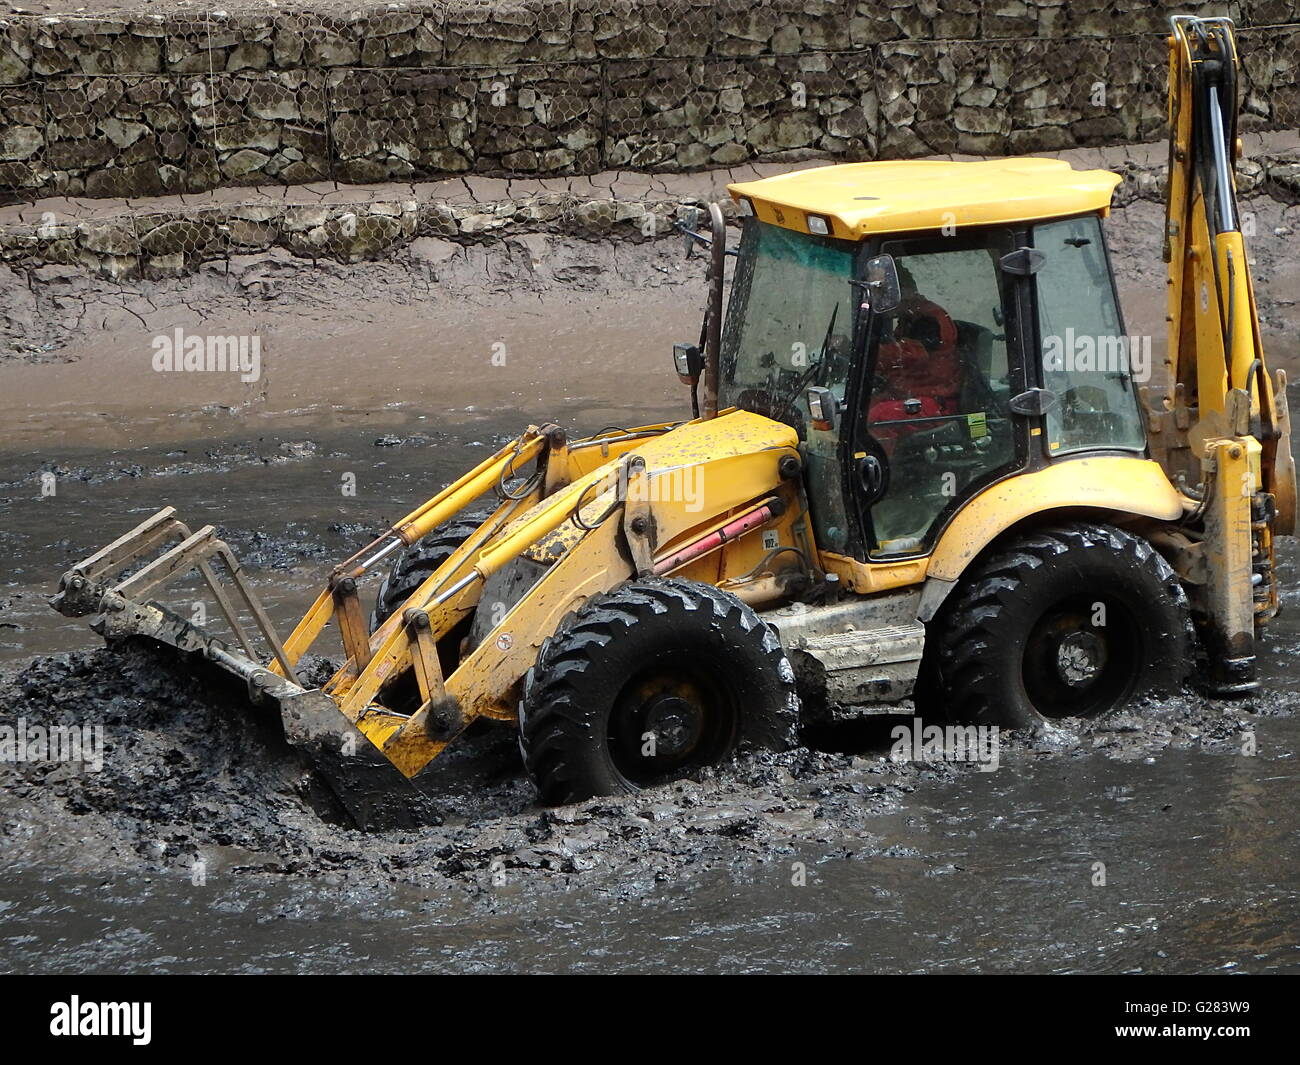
(719, 219, 859, 434)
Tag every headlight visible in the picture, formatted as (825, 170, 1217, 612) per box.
(806, 214, 831, 236)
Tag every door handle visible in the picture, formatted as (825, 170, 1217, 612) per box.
(857, 453, 888, 504)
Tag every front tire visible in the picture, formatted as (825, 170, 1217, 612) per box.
(519, 578, 799, 805)
(370, 519, 479, 714)
(370, 518, 480, 632)
(930, 521, 1193, 728)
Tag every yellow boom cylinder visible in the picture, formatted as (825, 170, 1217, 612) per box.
(396, 435, 546, 545)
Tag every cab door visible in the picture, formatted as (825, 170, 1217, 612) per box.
(851, 229, 1029, 558)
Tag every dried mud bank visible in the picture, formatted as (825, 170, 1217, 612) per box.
(0, 221, 712, 364)
(0, 639, 1290, 902)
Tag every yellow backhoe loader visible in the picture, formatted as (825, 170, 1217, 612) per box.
(53, 16, 1295, 827)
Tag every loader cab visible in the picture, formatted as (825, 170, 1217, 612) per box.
(721, 158, 1144, 563)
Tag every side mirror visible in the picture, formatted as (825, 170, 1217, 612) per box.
(806, 386, 839, 432)
(673, 342, 703, 381)
(860, 254, 902, 315)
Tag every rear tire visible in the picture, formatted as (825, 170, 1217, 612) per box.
(519, 577, 799, 805)
(929, 521, 1193, 729)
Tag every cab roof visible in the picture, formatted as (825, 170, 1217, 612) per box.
(727, 157, 1122, 239)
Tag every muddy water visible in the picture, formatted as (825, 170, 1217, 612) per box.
(3, 239, 1300, 973)
(5, 718, 1299, 974)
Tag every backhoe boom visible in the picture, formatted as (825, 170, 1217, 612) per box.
(1156, 15, 1297, 687)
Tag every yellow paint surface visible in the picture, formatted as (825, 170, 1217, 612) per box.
(729, 157, 1121, 239)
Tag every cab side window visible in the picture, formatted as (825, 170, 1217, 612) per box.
(1033, 216, 1146, 455)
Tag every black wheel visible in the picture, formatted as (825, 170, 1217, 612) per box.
(370, 519, 479, 714)
(370, 518, 480, 632)
(930, 521, 1193, 728)
(519, 578, 799, 804)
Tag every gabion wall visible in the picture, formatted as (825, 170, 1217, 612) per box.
(2, 1, 1298, 205)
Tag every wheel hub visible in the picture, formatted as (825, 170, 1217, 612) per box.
(1055, 630, 1107, 688)
(641, 694, 703, 759)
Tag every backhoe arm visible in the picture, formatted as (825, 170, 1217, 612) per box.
(1160, 15, 1297, 690)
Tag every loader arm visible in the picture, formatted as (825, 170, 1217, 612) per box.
(351, 415, 802, 778)
(1156, 15, 1297, 689)
(269, 410, 797, 779)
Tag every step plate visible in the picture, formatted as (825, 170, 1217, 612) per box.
(790, 621, 927, 708)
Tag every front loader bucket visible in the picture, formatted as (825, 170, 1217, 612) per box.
(277, 687, 438, 830)
(50, 507, 435, 831)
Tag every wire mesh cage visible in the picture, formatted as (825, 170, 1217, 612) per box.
(7, 4, 1299, 206)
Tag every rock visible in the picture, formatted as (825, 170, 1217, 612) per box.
(407, 236, 460, 265)
(246, 83, 300, 122)
(84, 166, 150, 198)
(0, 47, 30, 85)
(459, 212, 509, 235)
(331, 113, 379, 159)
(144, 251, 186, 275)
(220, 148, 271, 179)
(710, 142, 750, 165)
(99, 118, 147, 150)
(509, 232, 549, 268)
(31, 264, 81, 283)
(138, 219, 216, 257)
(334, 212, 402, 260)
(45, 137, 115, 170)
(0, 124, 40, 161)
(77, 222, 136, 256)
(311, 38, 360, 68)
(111, 36, 161, 74)
(227, 43, 271, 73)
